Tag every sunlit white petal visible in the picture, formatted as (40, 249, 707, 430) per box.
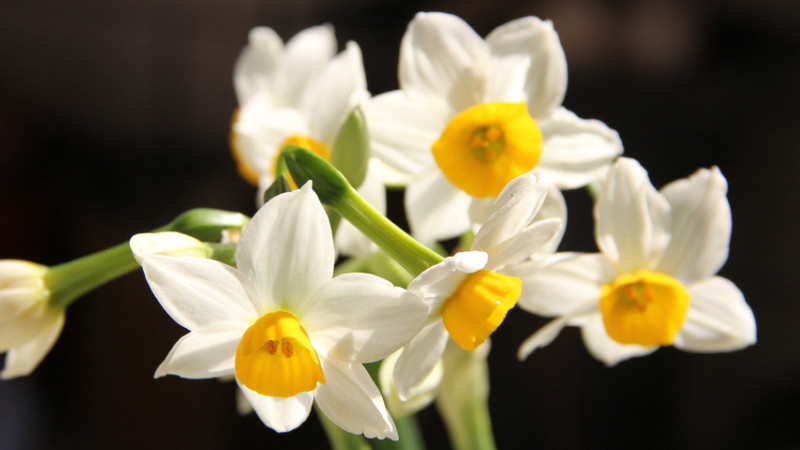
(485, 17, 567, 117)
(1, 310, 64, 379)
(537, 108, 623, 189)
(674, 277, 756, 352)
(581, 314, 658, 366)
(236, 183, 334, 313)
(393, 320, 449, 400)
(301, 273, 427, 363)
(233, 27, 284, 105)
(364, 90, 447, 186)
(283, 24, 337, 107)
(238, 381, 314, 433)
(657, 167, 731, 284)
(399, 12, 489, 109)
(140, 255, 259, 330)
(315, 357, 398, 440)
(405, 171, 473, 243)
(595, 157, 670, 272)
(155, 329, 241, 379)
(514, 253, 611, 317)
(302, 42, 368, 143)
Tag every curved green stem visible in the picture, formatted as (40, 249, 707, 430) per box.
(45, 208, 249, 309)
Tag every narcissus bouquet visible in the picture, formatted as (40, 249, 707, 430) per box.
(0, 11, 756, 449)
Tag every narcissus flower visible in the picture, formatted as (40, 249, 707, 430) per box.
(229, 25, 381, 258)
(0, 260, 64, 379)
(137, 184, 427, 438)
(364, 12, 622, 243)
(230, 25, 369, 197)
(517, 158, 756, 366)
(394, 173, 562, 397)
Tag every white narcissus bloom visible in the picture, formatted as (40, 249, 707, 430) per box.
(0, 260, 65, 379)
(230, 24, 369, 195)
(137, 183, 428, 439)
(229, 25, 382, 257)
(364, 12, 622, 243)
(517, 158, 757, 366)
(394, 173, 562, 398)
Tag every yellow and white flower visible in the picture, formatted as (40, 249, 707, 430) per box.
(364, 12, 622, 243)
(230, 25, 381, 257)
(0, 260, 64, 379)
(517, 158, 757, 366)
(137, 184, 427, 438)
(231, 25, 368, 192)
(394, 173, 561, 397)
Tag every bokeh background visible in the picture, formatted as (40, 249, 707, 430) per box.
(1, 0, 799, 448)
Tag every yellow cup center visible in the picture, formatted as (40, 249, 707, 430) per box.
(442, 270, 522, 351)
(235, 311, 325, 398)
(275, 135, 331, 189)
(599, 270, 690, 346)
(432, 102, 542, 198)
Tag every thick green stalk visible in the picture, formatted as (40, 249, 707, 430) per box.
(437, 344, 496, 450)
(46, 241, 139, 309)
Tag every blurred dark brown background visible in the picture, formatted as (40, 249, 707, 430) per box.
(1, 0, 799, 448)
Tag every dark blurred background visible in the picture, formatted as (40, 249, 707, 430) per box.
(1, 0, 798, 448)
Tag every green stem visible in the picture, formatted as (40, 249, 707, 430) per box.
(46, 240, 139, 309)
(437, 345, 496, 450)
(44, 208, 249, 309)
(334, 190, 441, 277)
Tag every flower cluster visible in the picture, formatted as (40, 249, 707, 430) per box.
(0, 10, 756, 448)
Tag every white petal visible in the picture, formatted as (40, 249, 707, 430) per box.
(315, 357, 397, 440)
(238, 381, 314, 433)
(1, 309, 64, 379)
(657, 167, 731, 284)
(581, 314, 658, 366)
(232, 101, 309, 180)
(379, 349, 442, 418)
(130, 232, 210, 263)
(0, 260, 47, 287)
(154, 329, 241, 379)
(517, 300, 597, 361)
(0, 297, 53, 350)
(140, 255, 258, 331)
(595, 158, 670, 272)
(236, 184, 334, 313)
(363, 90, 446, 186)
(233, 27, 284, 105)
(537, 108, 624, 189)
(335, 160, 386, 257)
(486, 218, 562, 270)
(405, 171, 473, 243)
(471, 172, 548, 251)
(673, 277, 756, 352)
(513, 253, 611, 317)
(301, 273, 427, 363)
(485, 17, 567, 117)
(393, 321, 449, 400)
(283, 24, 337, 107)
(399, 12, 490, 110)
(302, 42, 369, 143)
(408, 251, 488, 310)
